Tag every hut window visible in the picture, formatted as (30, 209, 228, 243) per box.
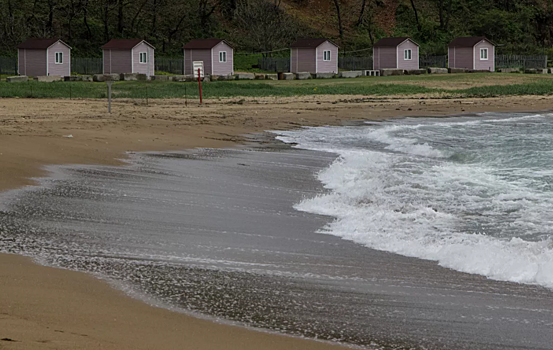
(480, 48, 488, 60)
(323, 50, 331, 61)
(404, 49, 412, 60)
(219, 51, 227, 63)
(139, 52, 148, 64)
(55, 52, 63, 64)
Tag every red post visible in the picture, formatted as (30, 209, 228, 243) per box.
(197, 68, 203, 104)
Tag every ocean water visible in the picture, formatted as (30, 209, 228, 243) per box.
(275, 113, 553, 290)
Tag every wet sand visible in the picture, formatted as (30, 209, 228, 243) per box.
(2, 95, 553, 349)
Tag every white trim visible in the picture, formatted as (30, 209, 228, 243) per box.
(183, 49, 186, 75)
(139, 51, 147, 64)
(131, 48, 134, 73)
(17, 49, 20, 75)
(473, 46, 476, 70)
(290, 49, 292, 73)
(46, 48, 49, 75)
(492, 45, 495, 72)
(46, 39, 72, 50)
(231, 48, 234, 74)
(55, 52, 63, 64)
(323, 50, 331, 62)
(335, 48, 338, 73)
(219, 51, 227, 63)
(396, 46, 399, 69)
(315, 47, 318, 73)
(68, 48, 71, 76)
(211, 48, 214, 75)
(404, 49, 412, 60)
(480, 48, 489, 60)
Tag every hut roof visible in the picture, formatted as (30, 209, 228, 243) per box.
(290, 38, 338, 48)
(449, 37, 494, 48)
(373, 37, 417, 47)
(18, 38, 71, 50)
(101, 39, 154, 50)
(183, 39, 233, 49)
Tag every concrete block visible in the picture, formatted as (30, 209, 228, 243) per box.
(120, 73, 139, 81)
(37, 75, 63, 82)
(448, 68, 468, 74)
(295, 72, 312, 80)
(339, 71, 363, 78)
(137, 74, 148, 81)
(524, 69, 540, 74)
(404, 69, 426, 75)
(380, 69, 404, 76)
(282, 73, 295, 80)
(7, 76, 28, 83)
(79, 75, 93, 82)
(93, 74, 120, 82)
(254, 73, 265, 80)
(427, 67, 448, 74)
(236, 73, 255, 80)
(65, 75, 92, 82)
(313, 73, 335, 79)
(364, 70, 380, 76)
(218, 75, 235, 81)
(498, 68, 520, 73)
(172, 75, 195, 82)
(265, 74, 278, 80)
(152, 75, 170, 81)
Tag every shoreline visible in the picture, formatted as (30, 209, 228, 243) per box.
(1, 95, 553, 349)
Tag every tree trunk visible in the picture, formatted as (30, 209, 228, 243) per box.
(118, 0, 125, 34)
(333, 0, 344, 41)
(357, 0, 367, 26)
(410, 0, 421, 31)
(83, 0, 93, 39)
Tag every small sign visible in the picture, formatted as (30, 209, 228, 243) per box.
(193, 61, 204, 78)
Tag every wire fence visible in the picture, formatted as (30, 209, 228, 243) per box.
(495, 54, 547, 69)
(0, 57, 18, 76)
(420, 55, 447, 68)
(258, 57, 290, 72)
(154, 57, 184, 75)
(338, 56, 373, 70)
(71, 57, 103, 75)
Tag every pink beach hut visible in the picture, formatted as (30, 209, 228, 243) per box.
(448, 37, 495, 72)
(183, 39, 234, 76)
(101, 39, 155, 77)
(290, 39, 339, 74)
(372, 37, 419, 70)
(18, 38, 71, 77)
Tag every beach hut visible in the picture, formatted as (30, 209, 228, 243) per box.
(183, 39, 234, 76)
(101, 39, 155, 77)
(448, 37, 495, 72)
(17, 38, 71, 77)
(372, 37, 419, 70)
(290, 39, 339, 74)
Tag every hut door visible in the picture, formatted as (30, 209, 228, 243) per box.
(193, 61, 204, 78)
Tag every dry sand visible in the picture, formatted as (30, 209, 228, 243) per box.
(1, 95, 552, 349)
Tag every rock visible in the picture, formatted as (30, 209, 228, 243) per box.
(93, 74, 120, 82)
(235, 73, 255, 80)
(312, 72, 335, 79)
(151, 75, 170, 81)
(203, 76, 211, 82)
(448, 68, 468, 74)
(7, 76, 28, 83)
(404, 69, 427, 75)
(218, 75, 235, 81)
(172, 75, 195, 82)
(524, 69, 538, 74)
(265, 74, 278, 80)
(295, 72, 312, 80)
(36, 75, 63, 82)
(120, 73, 139, 81)
(498, 68, 520, 73)
(339, 71, 363, 78)
(137, 74, 148, 81)
(380, 69, 404, 76)
(281, 73, 295, 80)
(427, 67, 448, 74)
(254, 73, 265, 80)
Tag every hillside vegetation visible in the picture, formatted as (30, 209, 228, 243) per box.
(0, 0, 552, 57)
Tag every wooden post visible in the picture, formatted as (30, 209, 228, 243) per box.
(198, 68, 203, 104)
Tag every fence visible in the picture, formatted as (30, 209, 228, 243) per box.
(71, 57, 103, 75)
(0, 57, 17, 76)
(495, 54, 547, 69)
(420, 55, 447, 68)
(258, 57, 290, 72)
(339, 56, 373, 70)
(155, 57, 184, 75)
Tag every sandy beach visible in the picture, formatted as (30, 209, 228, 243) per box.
(2, 94, 553, 349)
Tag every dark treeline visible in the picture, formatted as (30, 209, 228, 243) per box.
(1, 0, 553, 57)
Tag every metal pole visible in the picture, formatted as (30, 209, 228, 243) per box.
(107, 81, 112, 113)
(185, 83, 187, 107)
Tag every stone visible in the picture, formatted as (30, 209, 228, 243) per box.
(254, 73, 265, 80)
(524, 69, 538, 74)
(203, 76, 211, 82)
(295, 72, 311, 80)
(7, 76, 28, 83)
(218, 75, 235, 81)
(448, 68, 468, 74)
(498, 68, 520, 73)
(36, 75, 63, 82)
(137, 74, 148, 81)
(265, 74, 278, 80)
(339, 71, 363, 78)
(404, 69, 427, 75)
(235, 73, 255, 80)
(282, 73, 295, 80)
(152, 75, 170, 81)
(93, 74, 120, 82)
(427, 67, 448, 74)
(313, 73, 335, 79)
(120, 73, 139, 81)
(380, 69, 404, 76)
